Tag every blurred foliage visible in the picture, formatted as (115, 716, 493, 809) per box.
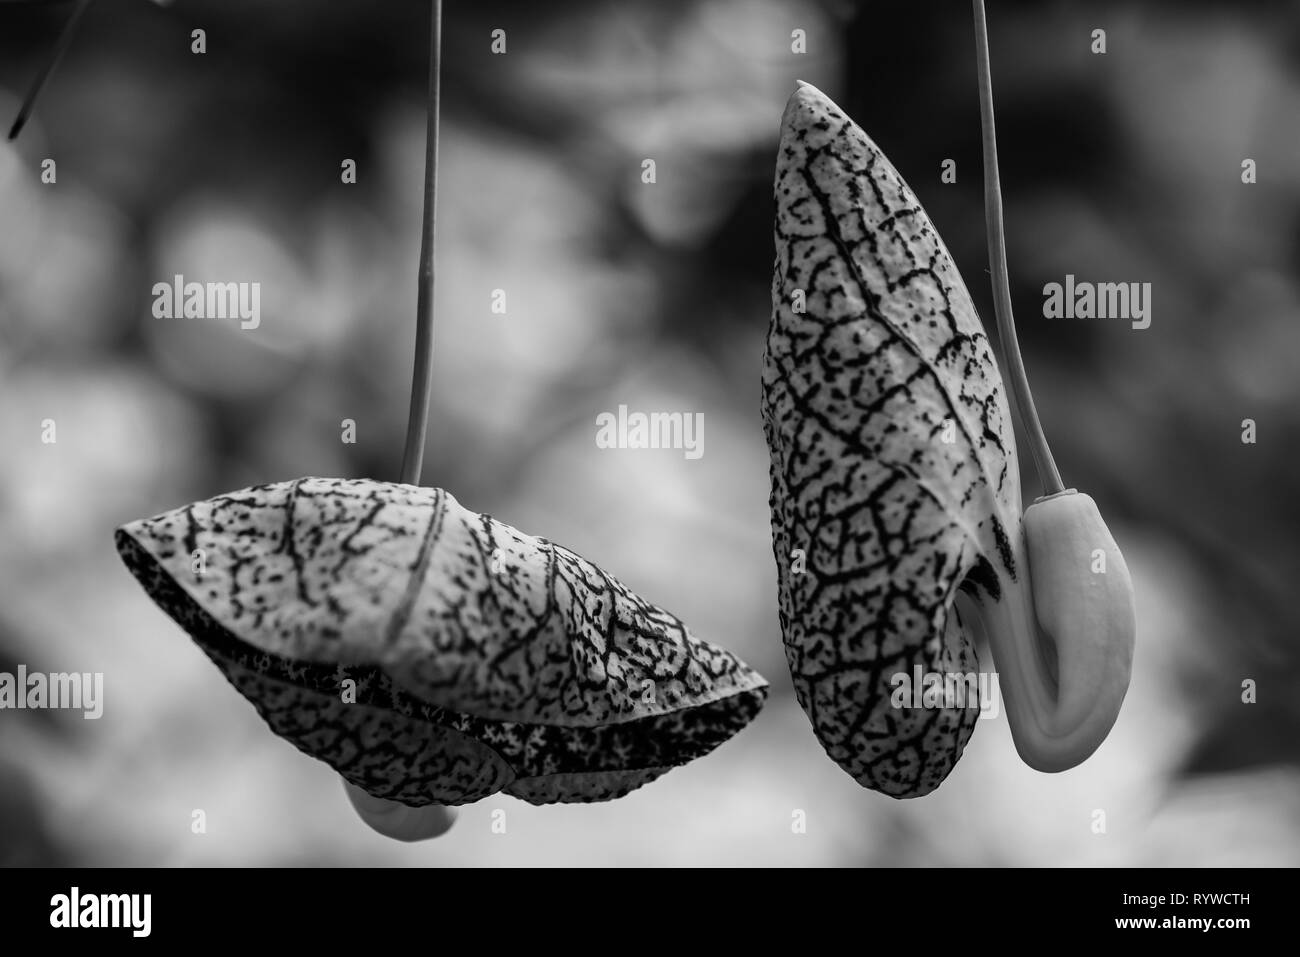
(0, 0, 1298, 865)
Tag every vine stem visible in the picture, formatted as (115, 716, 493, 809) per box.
(352, 0, 455, 838)
(972, 0, 1065, 496)
(8, 0, 93, 141)
(399, 0, 442, 486)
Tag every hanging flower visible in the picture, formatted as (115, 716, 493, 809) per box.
(117, 477, 767, 806)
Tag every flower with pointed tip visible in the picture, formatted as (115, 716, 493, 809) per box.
(764, 77, 1134, 797)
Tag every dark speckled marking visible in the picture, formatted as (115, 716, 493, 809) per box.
(116, 478, 767, 806)
(762, 85, 1021, 798)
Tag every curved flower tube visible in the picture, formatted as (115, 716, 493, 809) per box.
(964, 491, 1135, 772)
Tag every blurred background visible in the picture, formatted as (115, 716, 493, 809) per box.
(1, 0, 1298, 866)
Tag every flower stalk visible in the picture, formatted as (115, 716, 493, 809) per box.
(972, 0, 1065, 497)
(399, 0, 443, 486)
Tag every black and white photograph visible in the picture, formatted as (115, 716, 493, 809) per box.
(0, 0, 1293, 928)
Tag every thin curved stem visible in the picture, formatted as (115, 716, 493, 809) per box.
(972, 0, 1065, 496)
(8, 0, 93, 141)
(399, 0, 442, 486)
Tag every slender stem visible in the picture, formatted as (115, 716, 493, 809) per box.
(399, 0, 443, 486)
(972, 0, 1065, 496)
(380, 1, 451, 833)
(8, 0, 94, 141)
